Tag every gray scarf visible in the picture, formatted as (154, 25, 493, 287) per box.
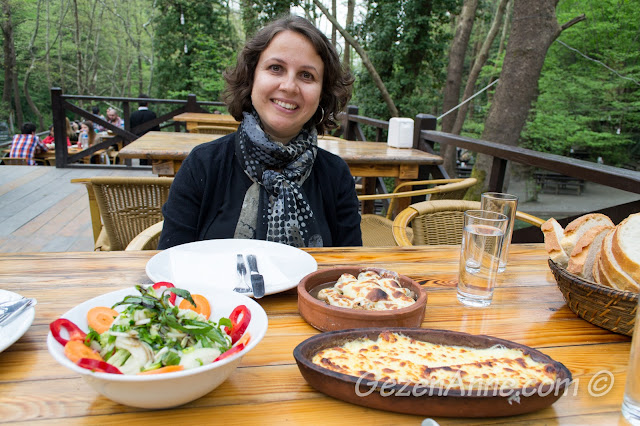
(233, 110, 323, 247)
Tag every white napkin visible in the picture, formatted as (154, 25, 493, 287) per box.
(169, 250, 288, 292)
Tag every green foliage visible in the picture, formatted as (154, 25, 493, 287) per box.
(154, 0, 240, 101)
(351, 0, 460, 123)
(520, 0, 640, 166)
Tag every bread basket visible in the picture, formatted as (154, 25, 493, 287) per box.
(548, 259, 638, 336)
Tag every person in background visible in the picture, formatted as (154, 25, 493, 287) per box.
(78, 121, 98, 148)
(129, 94, 160, 136)
(159, 15, 361, 250)
(106, 107, 124, 129)
(66, 117, 79, 142)
(9, 122, 47, 165)
(42, 124, 71, 147)
(92, 106, 106, 132)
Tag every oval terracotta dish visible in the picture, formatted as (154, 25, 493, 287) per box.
(297, 267, 427, 331)
(293, 328, 572, 418)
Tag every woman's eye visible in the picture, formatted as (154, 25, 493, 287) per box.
(269, 64, 282, 72)
(301, 71, 314, 80)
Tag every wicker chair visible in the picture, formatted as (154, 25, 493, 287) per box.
(126, 220, 164, 250)
(1, 157, 30, 165)
(191, 125, 237, 135)
(392, 199, 545, 246)
(72, 177, 173, 251)
(357, 178, 478, 247)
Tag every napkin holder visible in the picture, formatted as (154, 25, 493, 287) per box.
(387, 117, 414, 149)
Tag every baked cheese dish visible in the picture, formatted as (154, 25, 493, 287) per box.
(316, 270, 416, 310)
(312, 331, 558, 390)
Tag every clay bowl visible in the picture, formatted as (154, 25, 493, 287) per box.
(294, 327, 572, 418)
(297, 267, 427, 331)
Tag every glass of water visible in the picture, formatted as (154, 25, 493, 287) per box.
(622, 299, 640, 424)
(456, 210, 508, 307)
(481, 192, 518, 272)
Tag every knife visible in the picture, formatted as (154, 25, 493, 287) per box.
(0, 297, 36, 327)
(246, 254, 265, 299)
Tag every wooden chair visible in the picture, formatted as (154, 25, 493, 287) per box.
(357, 178, 478, 247)
(1, 157, 29, 165)
(72, 177, 173, 251)
(190, 125, 237, 135)
(392, 199, 545, 246)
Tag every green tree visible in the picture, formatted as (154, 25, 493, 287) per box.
(521, 0, 640, 166)
(154, 0, 240, 101)
(351, 0, 459, 123)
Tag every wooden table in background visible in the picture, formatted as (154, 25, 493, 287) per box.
(0, 244, 632, 424)
(173, 112, 240, 131)
(118, 132, 443, 212)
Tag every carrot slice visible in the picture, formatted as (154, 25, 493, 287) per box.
(138, 365, 185, 375)
(87, 306, 119, 334)
(178, 294, 211, 319)
(64, 340, 103, 364)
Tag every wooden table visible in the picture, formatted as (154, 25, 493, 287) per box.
(173, 112, 240, 132)
(0, 244, 632, 424)
(118, 132, 443, 199)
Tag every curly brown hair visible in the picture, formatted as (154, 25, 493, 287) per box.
(223, 15, 353, 134)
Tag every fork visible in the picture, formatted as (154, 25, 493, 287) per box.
(233, 254, 252, 293)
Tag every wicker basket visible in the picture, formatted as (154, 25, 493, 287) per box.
(548, 259, 638, 336)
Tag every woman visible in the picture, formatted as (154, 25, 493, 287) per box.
(78, 121, 98, 147)
(159, 15, 362, 249)
(42, 125, 71, 146)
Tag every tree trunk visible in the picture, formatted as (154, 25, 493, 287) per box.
(313, 0, 399, 117)
(23, 0, 45, 130)
(451, 0, 509, 136)
(1, 0, 23, 129)
(331, 0, 336, 47)
(72, 0, 83, 94)
(468, 0, 585, 198)
(440, 0, 478, 176)
(343, 0, 354, 69)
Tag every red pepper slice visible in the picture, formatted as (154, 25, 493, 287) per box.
(77, 358, 123, 374)
(152, 281, 176, 305)
(50, 318, 87, 346)
(225, 305, 251, 344)
(214, 343, 245, 362)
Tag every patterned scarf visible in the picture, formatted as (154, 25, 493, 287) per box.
(233, 110, 323, 247)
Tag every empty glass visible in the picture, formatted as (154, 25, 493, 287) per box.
(622, 299, 640, 424)
(456, 210, 508, 307)
(481, 192, 518, 272)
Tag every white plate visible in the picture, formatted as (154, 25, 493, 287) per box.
(0, 290, 36, 353)
(146, 239, 318, 297)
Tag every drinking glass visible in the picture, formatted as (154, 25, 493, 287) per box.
(622, 299, 640, 424)
(456, 210, 508, 307)
(481, 192, 518, 272)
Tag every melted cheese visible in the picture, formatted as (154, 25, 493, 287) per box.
(317, 270, 416, 310)
(312, 331, 558, 390)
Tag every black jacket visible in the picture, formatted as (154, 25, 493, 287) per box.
(159, 133, 362, 249)
(130, 108, 160, 136)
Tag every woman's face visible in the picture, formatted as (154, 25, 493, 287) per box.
(251, 30, 324, 143)
(80, 123, 89, 133)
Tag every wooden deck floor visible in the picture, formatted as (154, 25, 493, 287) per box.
(0, 165, 152, 253)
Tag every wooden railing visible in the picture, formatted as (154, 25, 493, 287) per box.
(50, 88, 227, 168)
(339, 106, 640, 241)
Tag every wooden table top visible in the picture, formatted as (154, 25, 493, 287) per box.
(173, 112, 241, 126)
(118, 131, 443, 165)
(0, 244, 632, 424)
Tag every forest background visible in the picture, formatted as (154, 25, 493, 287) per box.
(1, 0, 639, 170)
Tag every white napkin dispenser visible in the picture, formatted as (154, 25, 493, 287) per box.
(387, 117, 414, 148)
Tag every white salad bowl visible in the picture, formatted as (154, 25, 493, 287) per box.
(47, 284, 268, 409)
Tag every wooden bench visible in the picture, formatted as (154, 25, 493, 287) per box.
(534, 171, 585, 195)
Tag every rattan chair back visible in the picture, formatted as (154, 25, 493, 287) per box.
(126, 220, 164, 251)
(2, 157, 30, 165)
(72, 177, 173, 251)
(392, 199, 545, 246)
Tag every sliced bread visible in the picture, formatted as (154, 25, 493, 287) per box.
(567, 224, 613, 281)
(541, 218, 569, 268)
(560, 214, 614, 257)
(592, 249, 602, 285)
(611, 213, 640, 285)
(596, 243, 620, 290)
(602, 226, 640, 293)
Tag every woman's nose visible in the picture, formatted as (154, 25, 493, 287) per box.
(279, 73, 299, 93)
